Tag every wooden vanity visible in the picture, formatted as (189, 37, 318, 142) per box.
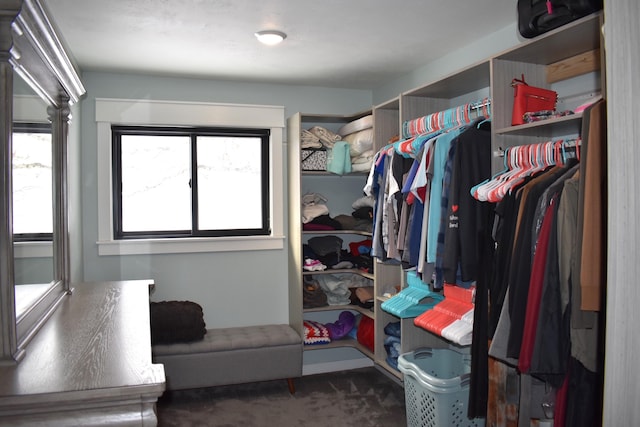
(0, 280, 165, 426)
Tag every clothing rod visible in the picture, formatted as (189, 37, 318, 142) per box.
(401, 97, 492, 140)
(469, 99, 491, 110)
(493, 138, 581, 158)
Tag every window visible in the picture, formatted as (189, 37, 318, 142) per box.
(96, 98, 285, 255)
(12, 123, 53, 242)
(112, 126, 270, 239)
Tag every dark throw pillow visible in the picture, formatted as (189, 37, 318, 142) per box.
(150, 300, 207, 345)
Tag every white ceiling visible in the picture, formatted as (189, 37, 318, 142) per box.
(42, 0, 518, 90)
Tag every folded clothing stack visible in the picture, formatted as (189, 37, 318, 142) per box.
(384, 321, 401, 370)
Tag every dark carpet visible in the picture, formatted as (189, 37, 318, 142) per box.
(156, 367, 407, 427)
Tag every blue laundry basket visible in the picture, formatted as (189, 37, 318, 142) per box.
(398, 348, 485, 427)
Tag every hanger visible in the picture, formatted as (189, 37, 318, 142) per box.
(474, 145, 521, 202)
(475, 143, 530, 203)
(560, 138, 581, 163)
(490, 144, 533, 201)
(402, 98, 490, 139)
(472, 135, 582, 203)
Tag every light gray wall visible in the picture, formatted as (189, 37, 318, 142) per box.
(75, 72, 372, 328)
(372, 22, 521, 104)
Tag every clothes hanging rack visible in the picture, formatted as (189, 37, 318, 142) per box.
(401, 97, 491, 139)
(379, 98, 492, 160)
(473, 138, 581, 203)
(469, 98, 492, 111)
(493, 138, 580, 158)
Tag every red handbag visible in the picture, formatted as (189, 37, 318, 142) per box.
(511, 74, 557, 125)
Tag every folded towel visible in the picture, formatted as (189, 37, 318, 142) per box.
(301, 129, 322, 148)
(308, 126, 341, 148)
(327, 141, 351, 175)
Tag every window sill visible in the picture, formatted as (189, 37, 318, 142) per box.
(14, 241, 53, 258)
(97, 235, 285, 256)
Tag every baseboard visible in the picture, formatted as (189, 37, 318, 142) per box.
(302, 358, 374, 376)
(374, 364, 404, 387)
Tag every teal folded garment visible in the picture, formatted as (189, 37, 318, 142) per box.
(326, 141, 351, 175)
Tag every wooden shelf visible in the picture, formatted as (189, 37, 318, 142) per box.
(494, 13, 602, 65)
(403, 60, 491, 99)
(303, 268, 374, 280)
(301, 170, 369, 176)
(304, 304, 374, 319)
(376, 295, 393, 303)
(494, 113, 583, 137)
(299, 111, 372, 124)
(290, 110, 380, 370)
(304, 337, 374, 359)
(303, 229, 372, 237)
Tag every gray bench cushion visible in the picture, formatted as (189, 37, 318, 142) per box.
(152, 323, 302, 391)
(152, 324, 300, 356)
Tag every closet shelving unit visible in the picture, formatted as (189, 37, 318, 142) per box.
(287, 11, 604, 385)
(491, 12, 604, 167)
(287, 111, 378, 368)
(369, 96, 404, 378)
(370, 60, 493, 380)
(486, 12, 605, 423)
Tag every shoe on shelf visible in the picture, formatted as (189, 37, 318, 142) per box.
(303, 258, 327, 271)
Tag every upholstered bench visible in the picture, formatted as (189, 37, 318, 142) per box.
(152, 323, 303, 393)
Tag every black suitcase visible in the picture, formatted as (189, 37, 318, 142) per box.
(517, 0, 602, 38)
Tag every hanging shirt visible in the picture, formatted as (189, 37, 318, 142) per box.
(442, 120, 492, 284)
(426, 128, 464, 263)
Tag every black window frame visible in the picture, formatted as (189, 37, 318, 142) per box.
(12, 122, 53, 242)
(111, 125, 271, 240)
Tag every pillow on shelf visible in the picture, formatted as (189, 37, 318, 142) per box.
(337, 114, 373, 137)
(342, 128, 373, 157)
(150, 300, 207, 345)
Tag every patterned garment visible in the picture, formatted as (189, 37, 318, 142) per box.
(523, 109, 574, 123)
(303, 320, 331, 345)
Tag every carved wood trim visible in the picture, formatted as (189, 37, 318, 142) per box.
(0, 0, 85, 363)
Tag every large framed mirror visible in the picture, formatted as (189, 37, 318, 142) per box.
(12, 75, 55, 329)
(0, 0, 85, 362)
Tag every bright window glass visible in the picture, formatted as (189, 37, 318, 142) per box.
(196, 135, 264, 230)
(120, 135, 191, 232)
(12, 126, 52, 237)
(113, 126, 270, 239)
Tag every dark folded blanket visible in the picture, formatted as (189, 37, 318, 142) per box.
(150, 300, 207, 345)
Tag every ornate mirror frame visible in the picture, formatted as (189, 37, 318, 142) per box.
(0, 0, 85, 362)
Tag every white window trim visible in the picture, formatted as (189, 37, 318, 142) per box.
(14, 241, 53, 258)
(95, 98, 285, 256)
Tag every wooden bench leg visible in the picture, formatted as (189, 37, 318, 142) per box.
(287, 378, 296, 394)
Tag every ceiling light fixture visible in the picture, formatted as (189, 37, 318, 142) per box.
(255, 30, 287, 46)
